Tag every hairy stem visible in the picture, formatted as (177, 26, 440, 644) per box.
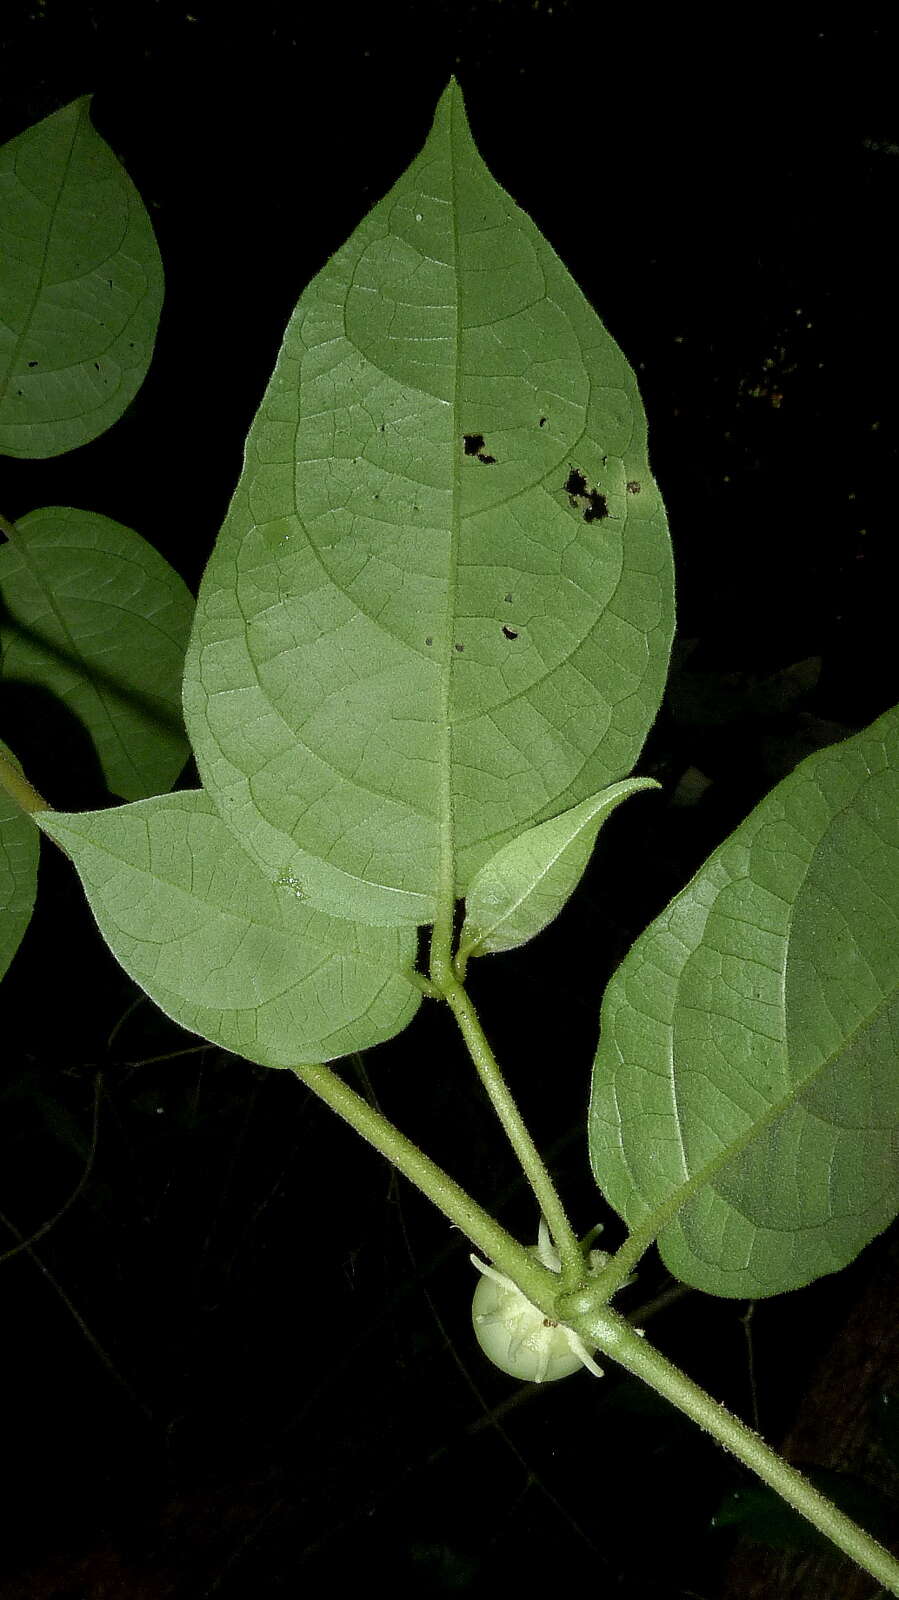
(289, 1059, 561, 1312)
(590, 1221, 658, 1302)
(431, 969, 583, 1289)
(559, 1300, 899, 1596)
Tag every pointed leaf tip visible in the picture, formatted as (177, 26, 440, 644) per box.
(460, 778, 660, 958)
(182, 87, 674, 927)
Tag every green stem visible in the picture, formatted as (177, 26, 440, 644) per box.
(291, 1061, 898, 1589)
(431, 969, 583, 1289)
(590, 1220, 657, 1301)
(290, 1059, 560, 1312)
(559, 1300, 899, 1596)
(407, 969, 440, 998)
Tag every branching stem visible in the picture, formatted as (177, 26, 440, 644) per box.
(433, 968, 583, 1289)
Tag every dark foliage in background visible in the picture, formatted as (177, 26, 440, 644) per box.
(2, 5, 898, 1595)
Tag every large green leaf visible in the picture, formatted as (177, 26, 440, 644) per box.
(183, 79, 674, 928)
(589, 705, 899, 1297)
(459, 778, 659, 959)
(0, 507, 193, 800)
(0, 96, 163, 459)
(0, 740, 39, 981)
(36, 791, 421, 1067)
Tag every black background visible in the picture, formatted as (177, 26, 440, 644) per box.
(2, 5, 898, 1596)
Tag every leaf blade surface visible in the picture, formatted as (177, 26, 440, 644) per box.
(0, 507, 193, 799)
(0, 97, 164, 458)
(589, 706, 899, 1297)
(37, 790, 421, 1067)
(460, 778, 659, 957)
(0, 740, 39, 980)
(183, 81, 674, 926)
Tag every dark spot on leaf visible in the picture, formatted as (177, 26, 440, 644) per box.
(504, 593, 513, 603)
(378, 423, 386, 432)
(27, 360, 37, 367)
(502, 626, 519, 640)
(626, 480, 641, 494)
(565, 465, 609, 523)
(93, 362, 100, 370)
(454, 642, 464, 653)
(583, 491, 609, 523)
(425, 636, 433, 646)
(463, 432, 496, 464)
(539, 416, 547, 427)
(106, 279, 112, 287)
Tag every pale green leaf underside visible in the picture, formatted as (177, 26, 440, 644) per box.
(0, 739, 39, 981)
(0, 96, 163, 459)
(183, 79, 674, 928)
(37, 791, 421, 1067)
(589, 705, 899, 1298)
(0, 507, 193, 800)
(460, 777, 658, 957)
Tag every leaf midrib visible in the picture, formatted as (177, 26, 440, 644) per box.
(435, 88, 464, 916)
(633, 895, 898, 1245)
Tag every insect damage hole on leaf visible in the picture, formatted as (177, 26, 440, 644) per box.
(564, 467, 588, 503)
(462, 432, 497, 464)
(502, 626, 519, 640)
(563, 467, 609, 523)
(582, 492, 608, 523)
(179, 75, 674, 929)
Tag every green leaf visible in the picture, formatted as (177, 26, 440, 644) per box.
(0, 95, 163, 459)
(182, 79, 674, 928)
(459, 778, 659, 958)
(0, 740, 39, 980)
(589, 704, 899, 1298)
(36, 790, 421, 1067)
(0, 507, 193, 800)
